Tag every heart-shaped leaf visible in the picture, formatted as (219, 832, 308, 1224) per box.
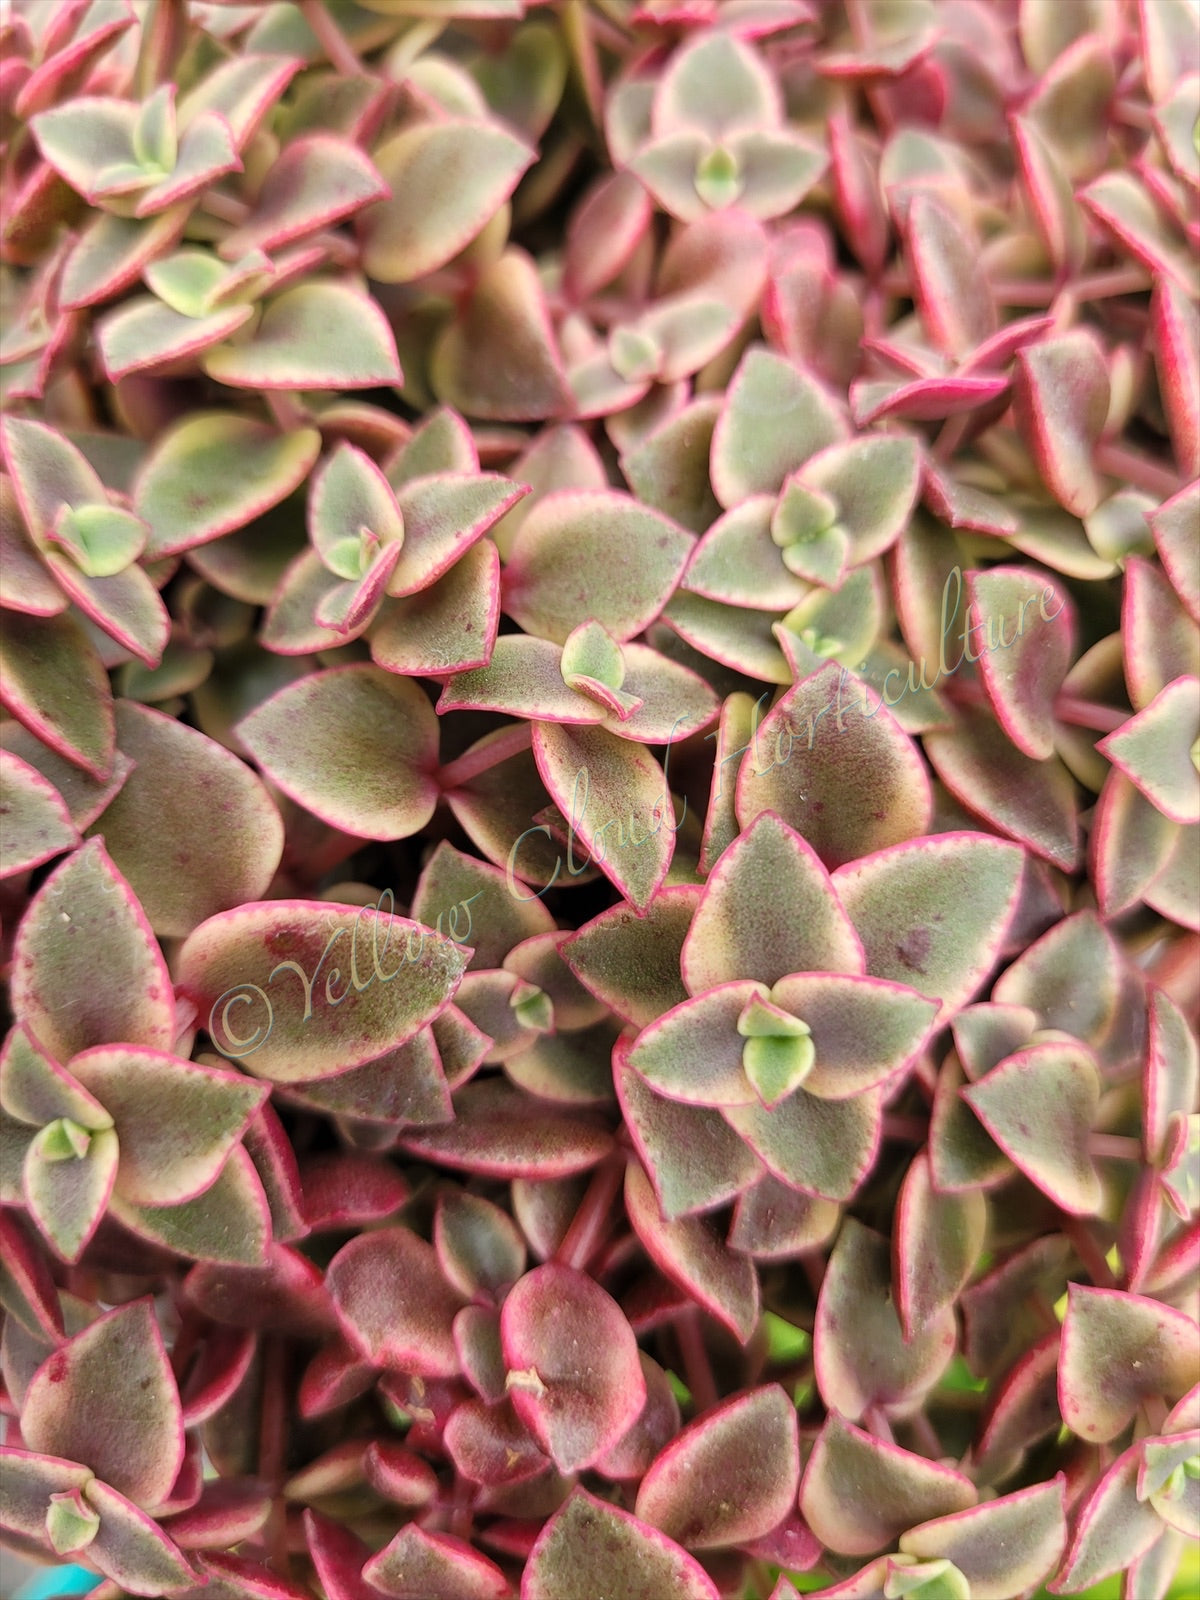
(710, 346, 847, 508)
(635, 1385, 799, 1549)
(109, 1143, 271, 1266)
(12, 838, 174, 1061)
(360, 119, 533, 284)
(561, 886, 696, 1027)
(629, 983, 764, 1108)
(204, 283, 402, 390)
(524, 1489, 720, 1600)
(364, 1522, 512, 1599)
(327, 1226, 465, 1379)
(1098, 675, 1200, 825)
(899, 1479, 1067, 1600)
(800, 1412, 976, 1557)
(722, 1082, 883, 1202)
(21, 1299, 184, 1510)
(963, 1040, 1103, 1215)
(237, 664, 438, 840)
(1059, 1285, 1199, 1443)
(814, 1219, 956, 1421)
(220, 132, 388, 256)
(500, 1262, 645, 1473)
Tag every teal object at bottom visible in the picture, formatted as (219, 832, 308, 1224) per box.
(13, 1568, 101, 1599)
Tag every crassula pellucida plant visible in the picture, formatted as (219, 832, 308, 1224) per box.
(0, 2, 1198, 1599)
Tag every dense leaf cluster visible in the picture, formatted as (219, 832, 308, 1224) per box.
(0, 2, 1197, 1598)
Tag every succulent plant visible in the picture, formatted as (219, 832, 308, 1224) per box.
(0, 2, 1198, 1599)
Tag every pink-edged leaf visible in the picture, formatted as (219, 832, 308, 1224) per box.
(185, 1244, 335, 1338)
(60, 207, 191, 313)
(444, 1396, 549, 1488)
(630, 983, 763, 1108)
(68, 1045, 266, 1206)
(923, 710, 1079, 871)
(28, 94, 142, 202)
(177, 898, 467, 1083)
(594, 1351, 682, 1482)
(83, 1478, 199, 1595)
(661, 590, 792, 684)
(625, 1161, 759, 1342)
(178, 1326, 257, 1428)
(134, 412, 320, 559)
(800, 1412, 976, 1557)
(500, 1262, 645, 1473)
(1146, 986, 1200, 1163)
(768, 972, 938, 1098)
(363, 1522, 511, 1599)
(384, 472, 524, 599)
(300, 1148, 407, 1230)
(360, 119, 533, 284)
(0, 722, 133, 834)
(965, 567, 1076, 760)
(1059, 1285, 1199, 1443)
(653, 28, 780, 138)
(221, 132, 388, 255)
(204, 283, 401, 390)
(992, 908, 1122, 1044)
(0, 1209, 63, 1342)
(895, 1150, 988, 1339)
(95, 297, 253, 382)
(905, 192, 995, 358)
(0, 1447, 92, 1544)
(635, 1384, 798, 1549)
(683, 811, 863, 991)
(1150, 481, 1200, 624)
(436, 1190, 526, 1301)
(237, 664, 438, 840)
(108, 1142, 271, 1265)
(1090, 769, 1180, 918)
(43, 554, 169, 668)
(1049, 1442, 1164, 1592)
(22, 1120, 118, 1263)
(431, 248, 571, 423)
(0, 473, 68, 617)
(960, 1234, 1072, 1381)
(1143, 819, 1200, 929)
(157, 1476, 270, 1551)
(2, 415, 107, 543)
(190, 1550, 314, 1600)
(92, 700, 283, 936)
(735, 662, 933, 869)
(684, 496, 808, 610)
(439, 634, 605, 724)
(616, 1048, 764, 1220)
(1081, 170, 1194, 292)
(0, 1023, 111, 1132)
(175, 52, 300, 150)
(11, 837, 173, 1058)
(899, 1479, 1067, 1600)
(728, 1171, 839, 1258)
(709, 345, 847, 509)
(1012, 114, 1087, 274)
(21, 1299, 183, 1508)
(364, 1439, 439, 1506)
(1098, 676, 1200, 825)
(0, 609, 115, 779)
(1153, 278, 1200, 480)
(326, 1226, 465, 1378)
(972, 1331, 1062, 1475)
(832, 833, 1024, 1025)
(455, 1305, 508, 1405)
(962, 1040, 1102, 1215)
(504, 489, 692, 646)
(524, 1488, 720, 1600)
(814, 1219, 956, 1421)
(564, 169, 654, 302)
(0, 747, 78, 875)
(561, 886, 696, 1028)
(303, 1510, 380, 1600)
(1014, 329, 1110, 517)
(532, 720, 675, 910)
(413, 840, 555, 974)
(399, 1077, 613, 1179)
(370, 539, 500, 676)
(723, 1083, 883, 1202)
(1122, 555, 1200, 712)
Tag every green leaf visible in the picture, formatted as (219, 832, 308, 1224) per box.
(203, 283, 402, 390)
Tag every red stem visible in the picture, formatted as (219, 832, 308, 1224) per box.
(1051, 695, 1128, 734)
(436, 722, 533, 790)
(265, 392, 307, 433)
(300, 0, 367, 75)
(883, 1113, 929, 1144)
(555, 1158, 623, 1272)
(863, 1404, 895, 1444)
(675, 1308, 718, 1415)
(1063, 1216, 1118, 1289)
(258, 1339, 291, 1575)
(1096, 441, 1182, 499)
(1089, 1133, 1143, 1161)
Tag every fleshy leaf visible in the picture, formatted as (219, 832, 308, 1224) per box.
(134, 412, 320, 559)
(1058, 1285, 1199, 1443)
(710, 346, 847, 509)
(0, 748, 79, 876)
(962, 1041, 1102, 1215)
(327, 1226, 465, 1379)
(500, 1263, 645, 1473)
(360, 119, 533, 284)
(399, 1078, 613, 1178)
(24, 1121, 119, 1264)
(1049, 1442, 1167, 1592)
(0, 610, 116, 780)
(635, 1385, 799, 1549)
(965, 568, 1076, 760)
(723, 1082, 883, 1202)
(523, 1489, 720, 1600)
(800, 1412, 976, 1557)
(21, 1299, 184, 1510)
(1097, 676, 1200, 825)
(108, 1143, 271, 1265)
(364, 1522, 511, 1599)
(204, 283, 402, 390)
(220, 132, 389, 256)
(629, 983, 764, 1108)
(736, 662, 933, 869)
(237, 664, 438, 840)
(504, 490, 693, 646)
(176, 897, 468, 1082)
(814, 1218, 956, 1421)
(1013, 331, 1110, 518)
(898, 1479, 1067, 1600)
(894, 1150, 988, 1339)
(11, 837, 173, 1060)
